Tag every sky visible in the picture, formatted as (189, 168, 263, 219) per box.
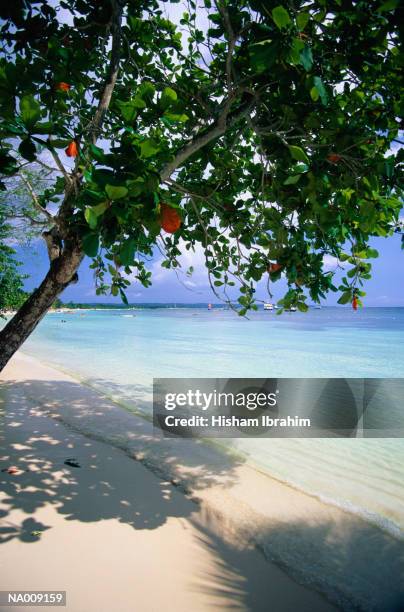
(16, 231, 404, 306)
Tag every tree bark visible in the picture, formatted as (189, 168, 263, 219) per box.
(0, 243, 83, 371)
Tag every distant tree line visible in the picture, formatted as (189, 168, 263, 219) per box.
(0, 207, 27, 315)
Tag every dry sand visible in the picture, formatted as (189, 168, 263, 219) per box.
(1, 353, 402, 611)
(0, 354, 336, 612)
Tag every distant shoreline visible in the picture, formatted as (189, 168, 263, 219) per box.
(3, 305, 404, 317)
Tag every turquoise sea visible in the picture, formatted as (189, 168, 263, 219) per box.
(9, 306, 404, 539)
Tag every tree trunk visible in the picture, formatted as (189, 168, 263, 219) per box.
(0, 243, 83, 372)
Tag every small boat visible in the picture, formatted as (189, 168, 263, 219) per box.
(285, 306, 297, 312)
(264, 303, 274, 311)
(208, 303, 212, 310)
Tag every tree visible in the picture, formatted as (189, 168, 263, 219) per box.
(0, 208, 28, 314)
(0, 0, 402, 370)
(51, 297, 64, 309)
(0, 265, 28, 314)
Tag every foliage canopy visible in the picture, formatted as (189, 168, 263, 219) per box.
(0, 0, 403, 313)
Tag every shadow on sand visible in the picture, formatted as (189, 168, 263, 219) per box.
(1, 378, 404, 610)
(1, 377, 299, 611)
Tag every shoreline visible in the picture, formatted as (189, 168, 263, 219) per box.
(1, 353, 404, 610)
(17, 348, 404, 543)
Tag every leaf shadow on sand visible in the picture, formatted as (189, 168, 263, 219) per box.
(1, 378, 404, 611)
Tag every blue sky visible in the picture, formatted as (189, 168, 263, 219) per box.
(16, 231, 404, 306)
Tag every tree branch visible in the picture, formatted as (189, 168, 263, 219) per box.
(34, 158, 59, 174)
(164, 178, 224, 214)
(42, 227, 62, 262)
(216, 0, 237, 91)
(19, 172, 54, 223)
(90, 0, 124, 143)
(160, 96, 254, 181)
(11, 212, 49, 226)
(46, 139, 72, 184)
(57, 0, 124, 230)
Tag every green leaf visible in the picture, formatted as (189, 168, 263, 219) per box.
(47, 138, 70, 148)
(138, 81, 156, 100)
(313, 76, 328, 105)
(293, 163, 309, 173)
(105, 184, 128, 200)
(92, 169, 115, 187)
(288, 145, 309, 164)
(57, 47, 69, 60)
(120, 238, 136, 266)
(20, 95, 41, 128)
(82, 234, 99, 257)
(89, 143, 105, 162)
(160, 87, 177, 110)
(296, 12, 309, 30)
(0, 151, 18, 175)
(117, 100, 138, 123)
(300, 46, 313, 71)
(139, 139, 160, 158)
(337, 291, 352, 305)
(284, 174, 301, 185)
(249, 39, 278, 72)
(297, 302, 308, 312)
(119, 288, 129, 305)
(163, 112, 189, 123)
(91, 201, 109, 217)
(272, 6, 291, 29)
(310, 86, 319, 101)
(126, 178, 145, 197)
(289, 38, 305, 65)
(18, 138, 36, 162)
(33, 121, 53, 134)
(85, 207, 98, 229)
(377, 0, 399, 11)
(133, 96, 146, 109)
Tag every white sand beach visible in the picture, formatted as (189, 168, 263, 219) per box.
(1, 353, 403, 611)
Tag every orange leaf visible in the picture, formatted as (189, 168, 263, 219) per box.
(65, 141, 78, 157)
(55, 82, 71, 92)
(327, 153, 342, 164)
(268, 262, 282, 273)
(160, 203, 181, 233)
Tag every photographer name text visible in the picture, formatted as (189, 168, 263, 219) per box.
(164, 414, 311, 428)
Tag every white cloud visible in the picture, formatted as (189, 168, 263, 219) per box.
(150, 241, 208, 287)
(322, 254, 346, 271)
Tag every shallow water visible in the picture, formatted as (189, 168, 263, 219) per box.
(12, 306, 404, 538)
